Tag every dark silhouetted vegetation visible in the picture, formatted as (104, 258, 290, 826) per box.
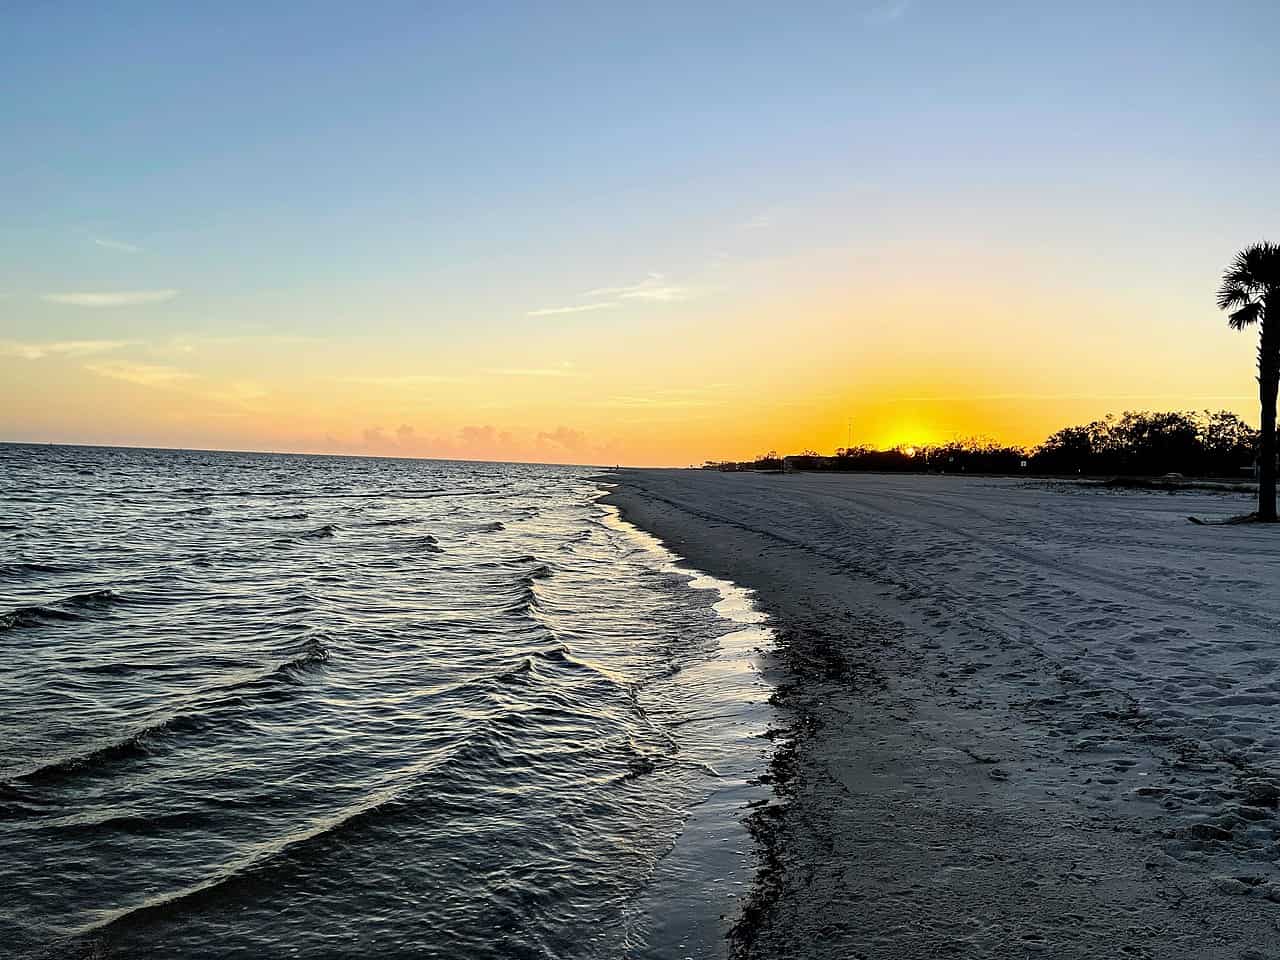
(706, 450, 783, 471)
(1217, 241, 1280, 520)
(703, 410, 1260, 479)
(1031, 411, 1256, 477)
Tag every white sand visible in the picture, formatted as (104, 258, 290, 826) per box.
(604, 470, 1280, 959)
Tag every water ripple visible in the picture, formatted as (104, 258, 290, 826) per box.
(0, 443, 773, 960)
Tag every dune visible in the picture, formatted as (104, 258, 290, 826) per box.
(603, 469, 1280, 959)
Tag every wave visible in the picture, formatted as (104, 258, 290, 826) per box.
(80, 660, 180, 676)
(8, 712, 208, 785)
(558, 528, 593, 550)
(61, 735, 488, 942)
(48, 808, 210, 840)
(234, 636, 330, 688)
(0, 560, 78, 579)
(494, 643, 629, 691)
(264, 511, 309, 520)
(4, 636, 331, 786)
(175, 506, 214, 516)
(501, 575, 545, 615)
(297, 523, 337, 540)
(538, 644, 629, 687)
(410, 534, 443, 553)
(470, 553, 542, 570)
(368, 517, 418, 527)
(0, 589, 125, 632)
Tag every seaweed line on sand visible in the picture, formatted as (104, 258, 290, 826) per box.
(729, 625, 888, 957)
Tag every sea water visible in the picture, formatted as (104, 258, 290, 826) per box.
(0, 444, 774, 959)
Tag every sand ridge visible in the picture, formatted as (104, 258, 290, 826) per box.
(604, 470, 1280, 959)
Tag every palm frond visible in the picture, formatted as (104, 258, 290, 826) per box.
(1229, 301, 1261, 330)
(1230, 242, 1280, 287)
(1218, 241, 1280, 319)
(1217, 283, 1252, 311)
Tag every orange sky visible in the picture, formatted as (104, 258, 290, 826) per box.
(2, 253, 1263, 465)
(3, 4, 1276, 465)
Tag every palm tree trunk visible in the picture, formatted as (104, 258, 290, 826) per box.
(1260, 339, 1278, 521)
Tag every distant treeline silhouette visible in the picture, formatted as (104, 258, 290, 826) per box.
(706, 410, 1260, 478)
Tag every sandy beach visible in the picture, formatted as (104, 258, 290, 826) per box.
(604, 470, 1280, 959)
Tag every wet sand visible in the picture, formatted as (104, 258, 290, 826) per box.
(603, 470, 1280, 959)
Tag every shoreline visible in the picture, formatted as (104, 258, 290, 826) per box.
(596, 495, 779, 958)
(604, 469, 1280, 958)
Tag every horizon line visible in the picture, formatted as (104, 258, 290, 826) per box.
(0, 438, 638, 471)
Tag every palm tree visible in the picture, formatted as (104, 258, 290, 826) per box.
(1218, 241, 1280, 521)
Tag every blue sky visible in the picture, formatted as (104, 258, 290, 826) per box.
(2, 1, 1277, 461)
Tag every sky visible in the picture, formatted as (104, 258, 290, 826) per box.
(2, 1, 1277, 465)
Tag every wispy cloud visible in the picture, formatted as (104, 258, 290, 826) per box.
(42, 290, 177, 308)
(340, 374, 466, 386)
(584, 273, 691, 303)
(91, 235, 141, 254)
(583, 274, 665, 297)
(152, 332, 319, 356)
(894, 392, 1258, 403)
(0, 339, 133, 360)
(527, 302, 618, 318)
(485, 367, 581, 378)
(206, 381, 269, 408)
(865, 0, 910, 23)
(531, 273, 693, 318)
(619, 285, 688, 303)
(84, 361, 194, 386)
(185, 333, 316, 345)
(600, 394, 726, 409)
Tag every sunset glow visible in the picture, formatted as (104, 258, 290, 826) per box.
(3, 4, 1276, 465)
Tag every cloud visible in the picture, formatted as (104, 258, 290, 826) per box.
(187, 333, 317, 345)
(317, 421, 616, 464)
(894, 392, 1258, 403)
(152, 332, 320, 357)
(583, 274, 666, 297)
(340, 374, 465, 386)
(362, 426, 391, 448)
(527, 302, 618, 317)
(484, 366, 580, 377)
(91, 236, 141, 253)
(0, 339, 133, 360)
(586, 273, 691, 303)
(620, 286, 688, 303)
(536, 426, 586, 450)
(865, 0, 910, 23)
(530, 273, 693, 317)
(42, 290, 178, 308)
(84, 361, 194, 386)
(206, 381, 268, 408)
(600, 395, 722, 409)
(458, 425, 514, 450)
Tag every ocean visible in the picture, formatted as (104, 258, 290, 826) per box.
(0, 444, 775, 959)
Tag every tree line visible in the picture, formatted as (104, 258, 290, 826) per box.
(705, 409, 1259, 478)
